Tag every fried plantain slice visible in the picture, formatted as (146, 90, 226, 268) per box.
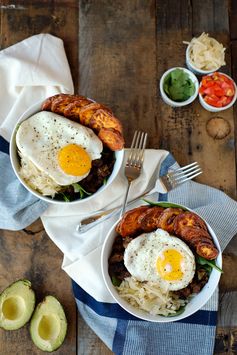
(79, 103, 112, 126)
(196, 241, 219, 260)
(157, 208, 184, 234)
(174, 212, 208, 236)
(178, 226, 212, 243)
(63, 98, 93, 121)
(138, 206, 165, 232)
(116, 206, 150, 237)
(41, 93, 69, 111)
(98, 128, 124, 151)
(89, 109, 123, 133)
(50, 96, 83, 116)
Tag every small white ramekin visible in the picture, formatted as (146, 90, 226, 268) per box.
(186, 44, 221, 76)
(199, 72, 237, 112)
(159, 67, 199, 107)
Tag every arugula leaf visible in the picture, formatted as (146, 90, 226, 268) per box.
(165, 305, 186, 317)
(143, 199, 187, 210)
(111, 276, 122, 287)
(60, 192, 70, 202)
(72, 183, 92, 199)
(196, 255, 223, 273)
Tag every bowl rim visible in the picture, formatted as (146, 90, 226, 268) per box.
(159, 67, 199, 107)
(198, 72, 237, 111)
(10, 99, 124, 205)
(186, 44, 222, 75)
(101, 201, 222, 322)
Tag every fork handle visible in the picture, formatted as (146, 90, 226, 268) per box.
(120, 180, 132, 217)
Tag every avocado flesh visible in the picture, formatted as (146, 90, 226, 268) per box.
(30, 295, 67, 352)
(0, 279, 35, 330)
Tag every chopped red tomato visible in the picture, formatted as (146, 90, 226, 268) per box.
(199, 72, 236, 107)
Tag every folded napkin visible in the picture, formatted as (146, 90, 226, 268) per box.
(0, 33, 73, 229)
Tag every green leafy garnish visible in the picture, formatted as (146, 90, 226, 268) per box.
(196, 255, 223, 273)
(103, 177, 108, 185)
(143, 199, 188, 210)
(165, 305, 186, 317)
(111, 276, 122, 287)
(72, 183, 92, 199)
(163, 69, 195, 102)
(60, 192, 70, 202)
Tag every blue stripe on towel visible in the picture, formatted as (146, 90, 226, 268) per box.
(112, 319, 129, 354)
(72, 281, 217, 326)
(0, 136, 9, 154)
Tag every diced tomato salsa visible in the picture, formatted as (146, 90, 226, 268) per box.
(199, 72, 235, 107)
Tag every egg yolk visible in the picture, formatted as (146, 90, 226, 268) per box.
(58, 144, 91, 176)
(156, 249, 183, 281)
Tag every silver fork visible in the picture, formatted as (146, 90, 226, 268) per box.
(156, 162, 202, 193)
(76, 161, 202, 233)
(120, 130, 148, 216)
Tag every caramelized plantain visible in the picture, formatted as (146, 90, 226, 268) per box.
(89, 109, 123, 133)
(64, 98, 92, 121)
(196, 241, 219, 260)
(41, 94, 68, 111)
(98, 128, 124, 151)
(157, 208, 183, 234)
(79, 103, 111, 126)
(138, 206, 164, 232)
(174, 212, 208, 235)
(116, 206, 150, 237)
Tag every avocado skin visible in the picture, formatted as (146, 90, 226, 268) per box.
(30, 295, 67, 352)
(0, 279, 35, 330)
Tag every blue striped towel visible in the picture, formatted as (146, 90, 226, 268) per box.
(1, 139, 237, 355)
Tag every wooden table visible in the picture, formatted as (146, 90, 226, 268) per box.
(0, 1, 236, 354)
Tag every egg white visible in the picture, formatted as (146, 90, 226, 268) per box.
(16, 112, 103, 185)
(124, 229, 195, 291)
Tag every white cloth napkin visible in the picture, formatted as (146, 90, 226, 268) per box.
(41, 149, 169, 301)
(0, 33, 73, 141)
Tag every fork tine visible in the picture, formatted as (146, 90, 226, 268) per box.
(172, 163, 200, 177)
(136, 132, 147, 167)
(173, 167, 202, 182)
(176, 170, 203, 184)
(174, 161, 198, 172)
(172, 164, 199, 177)
(127, 130, 139, 163)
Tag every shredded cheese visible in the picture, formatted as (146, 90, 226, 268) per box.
(184, 32, 226, 71)
(116, 277, 186, 316)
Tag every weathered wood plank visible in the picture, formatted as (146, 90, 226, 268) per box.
(0, 1, 78, 353)
(0, 221, 77, 355)
(230, 0, 237, 40)
(156, 0, 236, 198)
(0, 0, 79, 91)
(79, 0, 157, 146)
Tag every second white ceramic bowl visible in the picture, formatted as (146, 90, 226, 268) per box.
(101, 202, 222, 322)
(10, 100, 124, 205)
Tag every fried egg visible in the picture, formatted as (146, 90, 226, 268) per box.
(16, 111, 103, 185)
(124, 229, 195, 291)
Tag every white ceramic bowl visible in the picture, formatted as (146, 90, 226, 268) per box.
(199, 72, 237, 112)
(186, 44, 222, 75)
(159, 67, 199, 107)
(101, 202, 222, 322)
(10, 100, 124, 205)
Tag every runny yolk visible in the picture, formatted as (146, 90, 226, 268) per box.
(156, 249, 183, 281)
(58, 144, 91, 176)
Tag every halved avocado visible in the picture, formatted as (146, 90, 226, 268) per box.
(0, 279, 35, 330)
(30, 295, 67, 352)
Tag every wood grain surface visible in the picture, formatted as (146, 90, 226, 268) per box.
(0, 0, 237, 354)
